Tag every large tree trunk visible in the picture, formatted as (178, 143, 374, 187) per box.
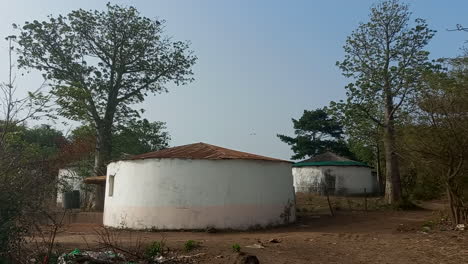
(92, 124, 112, 211)
(446, 173, 466, 225)
(94, 129, 112, 175)
(375, 144, 384, 195)
(91, 84, 119, 211)
(383, 118, 402, 204)
(447, 184, 459, 225)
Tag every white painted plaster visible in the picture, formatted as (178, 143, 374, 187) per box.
(103, 159, 296, 230)
(292, 166, 374, 195)
(56, 168, 82, 206)
(293, 167, 322, 193)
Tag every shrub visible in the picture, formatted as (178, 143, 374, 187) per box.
(145, 241, 165, 258)
(232, 243, 241, 252)
(394, 197, 420, 210)
(184, 240, 199, 251)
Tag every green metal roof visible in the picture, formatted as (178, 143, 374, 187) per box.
(293, 160, 369, 167)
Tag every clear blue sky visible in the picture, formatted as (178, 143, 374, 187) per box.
(0, 0, 467, 160)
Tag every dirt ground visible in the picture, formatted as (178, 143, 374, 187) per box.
(54, 206, 467, 264)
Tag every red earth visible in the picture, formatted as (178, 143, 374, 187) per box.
(53, 207, 467, 264)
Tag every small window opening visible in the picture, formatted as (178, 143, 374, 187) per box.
(108, 175, 115, 197)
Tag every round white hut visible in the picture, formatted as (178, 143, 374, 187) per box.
(292, 152, 375, 195)
(103, 143, 296, 230)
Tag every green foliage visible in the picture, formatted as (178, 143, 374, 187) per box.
(393, 197, 419, 211)
(328, 101, 382, 167)
(347, 138, 377, 166)
(335, 0, 436, 149)
(15, 3, 196, 172)
(398, 157, 443, 200)
(411, 176, 443, 200)
(22, 124, 65, 158)
(337, 0, 435, 119)
(336, 0, 436, 203)
(15, 3, 196, 125)
(1, 32, 57, 264)
(70, 118, 170, 160)
(0, 125, 58, 261)
(69, 125, 95, 142)
(402, 57, 468, 222)
(0, 123, 64, 164)
(145, 241, 165, 258)
(112, 119, 170, 159)
(184, 240, 200, 252)
(231, 243, 241, 253)
(278, 108, 352, 160)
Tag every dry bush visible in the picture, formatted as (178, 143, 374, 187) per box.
(94, 227, 167, 261)
(0, 158, 62, 263)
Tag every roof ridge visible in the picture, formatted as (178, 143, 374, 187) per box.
(293, 160, 369, 167)
(300, 151, 353, 163)
(200, 142, 225, 159)
(123, 142, 291, 163)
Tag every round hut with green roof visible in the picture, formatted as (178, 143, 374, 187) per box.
(292, 152, 376, 195)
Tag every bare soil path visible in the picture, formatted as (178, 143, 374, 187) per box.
(54, 209, 467, 263)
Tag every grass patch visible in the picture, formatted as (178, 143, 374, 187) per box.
(145, 241, 165, 258)
(232, 243, 241, 252)
(184, 240, 200, 251)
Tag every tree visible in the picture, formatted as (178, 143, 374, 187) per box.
(0, 37, 55, 263)
(0, 36, 49, 144)
(69, 118, 170, 160)
(14, 3, 196, 179)
(336, 0, 435, 204)
(278, 108, 351, 160)
(112, 119, 170, 158)
(406, 58, 468, 224)
(22, 124, 66, 158)
(329, 101, 385, 193)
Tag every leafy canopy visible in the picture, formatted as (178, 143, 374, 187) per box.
(112, 119, 170, 158)
(70, 119, 170, 160)
(329, 101, 382, 166)
(336, 0, 435, 125)
(278, 108, 351, 160)
(403, 57, 468, 211)
(14, 3, 197, 126)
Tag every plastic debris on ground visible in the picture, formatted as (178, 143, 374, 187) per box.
(57, 249, 204, 264)
(245, 244, 265, 249)
(57, 249, 125, 264)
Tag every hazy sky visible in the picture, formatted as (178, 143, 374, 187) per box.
(0, 0, 467, 160)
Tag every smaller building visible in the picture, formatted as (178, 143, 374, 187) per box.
(57, 168, 95, 209)
(292, 152, 376, 195)
(56, 168, 82, 208)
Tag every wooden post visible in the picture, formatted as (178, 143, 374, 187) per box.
(347, 197, 352, 210)
(364, 188, 368, 212)
(324, 184, 334, 216)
